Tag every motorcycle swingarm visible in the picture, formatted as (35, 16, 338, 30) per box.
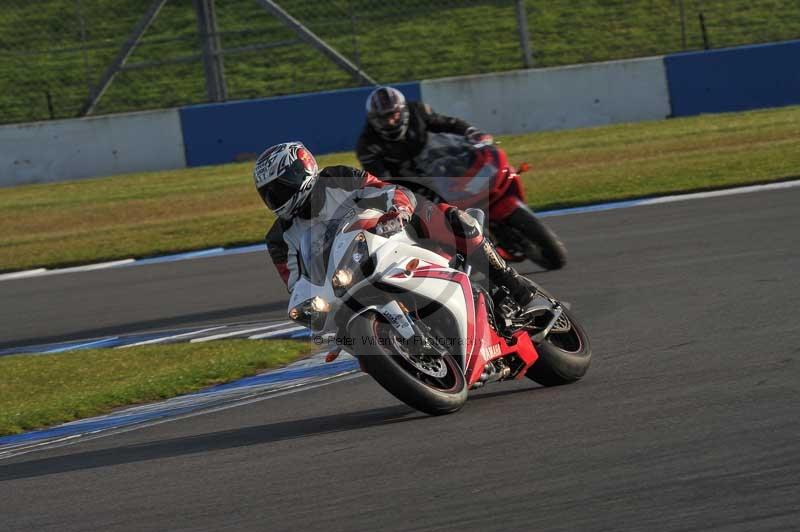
(502, 291, 565, 342)
(525, 291, 566, 342)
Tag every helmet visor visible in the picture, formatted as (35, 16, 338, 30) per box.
(370, 109, 401, 128)
(260, 179, 299, 211)
(369, 107, 408, 139)
(259, 159, 307, 210)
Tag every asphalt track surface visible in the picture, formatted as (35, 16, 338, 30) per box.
(1, 187, 799, 531)
(0, 247, 288, 350)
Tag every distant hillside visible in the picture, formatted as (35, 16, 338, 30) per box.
(1, 0, 798, 124)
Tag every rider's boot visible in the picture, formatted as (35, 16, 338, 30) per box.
(444, 206, 535, 309)
(472, 239, 534, 308)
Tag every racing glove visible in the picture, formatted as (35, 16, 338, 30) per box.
(465, 126, 494, 145)
(375, 206, 412, 236)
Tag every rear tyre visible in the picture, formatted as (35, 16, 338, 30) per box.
(506, 207, 568, 270)
(349, 312, 467, 416)
(526, 309, 591, 386)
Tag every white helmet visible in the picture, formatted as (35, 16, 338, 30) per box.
(254, 142, 319, 219)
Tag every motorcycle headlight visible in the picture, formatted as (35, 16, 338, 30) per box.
(289, 296, 330, 330)
(333, 232, 375, 297)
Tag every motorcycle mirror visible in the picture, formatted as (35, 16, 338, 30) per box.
(517, 162, 531, 174)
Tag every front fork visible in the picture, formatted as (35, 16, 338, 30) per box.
(336, 297, 467, 373)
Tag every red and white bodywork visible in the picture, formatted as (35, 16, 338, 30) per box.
(288, 208, 545, 389)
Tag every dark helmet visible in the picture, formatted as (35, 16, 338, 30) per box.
(366, 86, 409, 141)
(253, 142, 319, 219)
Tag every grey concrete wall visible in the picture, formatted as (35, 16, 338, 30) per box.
(0, 109, 186, 187)
(420, 57, 671, 135)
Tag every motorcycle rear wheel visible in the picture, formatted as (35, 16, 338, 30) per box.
(526, 309, 592, 386)
(350, 312, 467, 416)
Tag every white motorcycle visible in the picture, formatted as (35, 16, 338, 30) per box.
(287, 206, 591, 415)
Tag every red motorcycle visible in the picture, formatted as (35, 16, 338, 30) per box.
(390, 133, 567, 270)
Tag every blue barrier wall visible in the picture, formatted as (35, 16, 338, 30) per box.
(665, 40, 800, 117)
(179, 82, 421, 167)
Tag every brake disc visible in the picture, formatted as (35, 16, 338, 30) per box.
(391, 337, 448, 378)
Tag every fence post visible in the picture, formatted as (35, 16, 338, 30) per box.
(75, 0, 92, 102)
(45, 91, 55, 120)
(348, 2, 361, 70)
(515, 0, 534, 68)
(677, 0, 687, 49)
(254, 0, 375, 85)
(194, 0, 228, 102)
(78, 0, 168, 116)
(699, 11, 711, 50)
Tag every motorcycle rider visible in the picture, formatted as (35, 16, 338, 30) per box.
(356, 86, 493, 179)
(255, 142, 533, 308)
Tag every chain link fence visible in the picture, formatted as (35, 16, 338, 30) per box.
(1, 0, 798, 125)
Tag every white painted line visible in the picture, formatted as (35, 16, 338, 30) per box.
(636, 180, 800, 204)
(28, 259, 137, 279)
(118, 326, 228, 348)
(249, 326, 307, 339)
(189, 322, 294, 343)
(540, 179, 800, 217)
(0, 434, 84, 460)
(53, 259, 137, 273)
(0, 259, 134, 282)
(0, 268, 47, 281)
(44, 337, 118, 354)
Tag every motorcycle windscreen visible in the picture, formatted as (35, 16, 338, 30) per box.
(298, 218, 343, 286)
(413, 133, 497, 204)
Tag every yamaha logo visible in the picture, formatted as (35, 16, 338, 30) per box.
(480, 343, 501, 361)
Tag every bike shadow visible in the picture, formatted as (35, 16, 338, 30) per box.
(469, 381, 544, 402)
(0, 404, 421, 482)
(1, 385, 550, 482)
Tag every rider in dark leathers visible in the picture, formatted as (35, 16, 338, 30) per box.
(356, 86, 493, 179)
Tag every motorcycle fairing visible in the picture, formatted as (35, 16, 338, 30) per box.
(379, 264, 472, 369)
(465, 292, 540, 387)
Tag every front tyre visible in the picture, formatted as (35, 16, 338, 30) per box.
(507, 206, 568, 270)
(526, 309, 592, 386)
(350, 312, 467, 416)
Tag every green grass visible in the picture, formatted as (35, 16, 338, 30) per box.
(1, 105, 799, 273)
(1, 0, 798, 123)
(500, 106, 800, 210)
(0, 340, 314, 436)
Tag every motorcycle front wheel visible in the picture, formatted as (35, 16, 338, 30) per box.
(350, 312, 467, 416)
(500, 206, 568, 270)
